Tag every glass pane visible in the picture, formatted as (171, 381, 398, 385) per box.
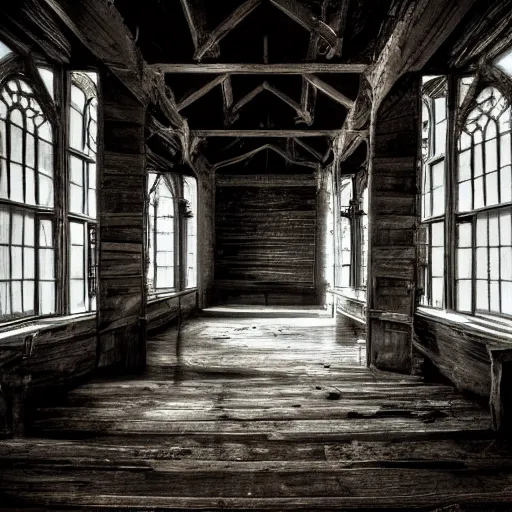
(70, 222, 84, 245)
(11, 246, 22, 279)
(0, 159, 7, 198)
(490, 280, 500, 312)
(496, 48, 512, 77)
(10, 163, 23, 202)
(476, 215, 488, 246)
(432, 188, 444, 216)
(0, 281, 10, 316)
(39, 174, 54, 207)
(39, 281, 55, 315)
(38, 140, 53, 176)
(156, 267, 173, 288)
(489, 215, 500, 246)
(431, 221, 444, 245)
(70, 183, 83, 214)
(501, 166, 512, 203)
(457, 248, 472, 279)
(11, 280, 22, 313)
(40, 248, 55, 280)
(458, 223, 472, 247)
(485, 138, 498, 172)
(10, 124, 23, 163)
(502, 281, 512, 315)
(490, 247, 500, 279)
(70, 246, 84, 278)
(486, 172, 499, 206)
(69, 108, 83, 150)
(431, 247, 444, 277)
(501, 133, 511, 167)
(38, 121, 52, 142)
(474, 176, 484, 209)
(26, 133, 35, 168)
(24, 247, 35, 279)
(423, 191, 431, 218)
(474, 144, 483, 177)
(88, 188, 96, 218)
(476, 280, 489, 311)
(156, 251, 174, 267)
(70, 155, 83, 184)
(501, 211, 512, 246)
(24, 214, 34, 246)
(431, 277, 444, 308)
(71, 85, 86, 110)
(435, 119, 446, 155)
(25, 168, 35, 205)
(458, 180, 472, 212)
(23, 280, 34, 312)
(457, 280, 472, 312)
(501, 247, 512, 280)
(11, 212, 23, 244)
(0, 245, 9, 279)
(458, 149, 471, 182)
(70, 279, 85, 313)
(40, 220, 53, 247)
(0, 208, 8, 243)
(0, 41, 13, 60)
(476, 248, 488, 279)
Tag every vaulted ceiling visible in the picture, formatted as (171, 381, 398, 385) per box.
(112, 0, 512, 172)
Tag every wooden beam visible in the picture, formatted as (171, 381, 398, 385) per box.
(177, 74, 229, 111)
(269, 0, 341, 55)
(368, 0, 477, 107)
(303, 74, 354, 109)
(179, 0, 220, 58)
(221, 75, 234, 126)
(192, 130, 341, 138)
(292, 138, 323, 161)
(213, 144, 318, 171)
(262, 82, 312, 125)
(151, 63, 368, 74)
(194, 0, 262, 61)
(229, 84, 266, 122)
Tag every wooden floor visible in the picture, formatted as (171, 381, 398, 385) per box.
(1, 308, 511, 511)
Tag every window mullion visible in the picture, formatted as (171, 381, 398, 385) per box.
(445, 74, 458, 311)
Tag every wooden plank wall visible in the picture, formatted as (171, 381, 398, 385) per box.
(146, 291, 198, 334)
(214, 174, 318, 305)
(368, 74, 419, 373)
(98, 71, 146, 371)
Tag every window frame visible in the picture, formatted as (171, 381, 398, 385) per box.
(419, 67, 512, 321)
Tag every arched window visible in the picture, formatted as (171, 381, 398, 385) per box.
(359, 187, 368, 288)
(419, 76, 448, 308)
(183, 176, 197, 289)
(147, 173, 175, 291)
(0, 77, 55, 320)
(455, 86, 512, 315)
(68, 72, 98, 313)
(337, 179, 352, 288)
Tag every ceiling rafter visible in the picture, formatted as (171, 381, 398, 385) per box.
(269, 0, 341, 56)
(300, 0, 350, 123)
(221, 76, 234, 126)
(176, 73, 230, 111)
(193, 0, 262, 61)
(303, 74, 354, 109)
(212, 143, 318, 171)
(179, 0, 220, 59)
(292, 137, 323, 161)
(151, 63, 368, 74)
(229, 81, 311, 124)
(192, 129, 341, 137)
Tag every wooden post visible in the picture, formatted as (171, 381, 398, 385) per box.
(98, 70, 147, 372)
(367, 74, 420, 374)
(316, 169, 329, 306)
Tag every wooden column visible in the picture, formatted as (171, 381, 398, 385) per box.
(98, 71, 146, 372)
(315, 168, 329, 306)
(367, 74, 420, 374)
